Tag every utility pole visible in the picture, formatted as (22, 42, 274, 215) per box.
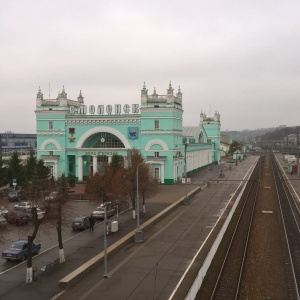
(0, 134, 2, 158)
(297, 133, 299, 176)
(103, 204, 108, 278)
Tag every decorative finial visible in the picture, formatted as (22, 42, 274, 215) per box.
(167, 81, 174, 95)
(152, 87, 157, 96)
(176, 85, 182, 99)
(37, 86, 43, 99)
(78, 90, 84, 103)
(141, 82, 148, 96)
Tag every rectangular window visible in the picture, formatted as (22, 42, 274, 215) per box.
(49, 121, 53, 130)
(154, 167, 160, 180)
(154, 152, 159, 158)
(49, 166, 54, 176)
(49, 151, 53, 156)
(154, 120, 159, 129)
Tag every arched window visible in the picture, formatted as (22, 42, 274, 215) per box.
(198, 132, 204, 143)
(93, 133, 125, 148)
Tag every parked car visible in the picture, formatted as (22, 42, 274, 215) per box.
(0, 206, 8, 218)
(14, 201, 35, 212)
(71, 216, 91, 231)
(2, 239, 41, 261)
(0, 215, 7, 226)
(36, 208, 46, 220)
(0, 188, 13, 198)
(6, 211, 30, 225)
(8, 190, 28, 202)
(27, 208, 46, 220)
(92, 202, 116, 219)
(45, 191, 59, 202)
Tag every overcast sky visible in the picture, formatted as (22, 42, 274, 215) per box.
(1, 0, 300, 133)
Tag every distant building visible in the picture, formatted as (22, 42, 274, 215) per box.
(0, 132, 36, 157)
(284, 134, 298, 146)
(220, 135, 232, 157)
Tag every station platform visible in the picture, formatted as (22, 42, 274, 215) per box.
(0, 156, 257, 300)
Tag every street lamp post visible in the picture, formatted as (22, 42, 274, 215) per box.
(135, 160, 153, 243)
(103, 203, 108, 278)
(232, 146, 238, 167)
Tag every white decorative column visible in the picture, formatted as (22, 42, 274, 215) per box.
(161, 162, 165, 184)
(123, 156, 128, 168)
(92, 155, 97, 174)
(78, 155, 83, 182)
(54, 161, 58, 180)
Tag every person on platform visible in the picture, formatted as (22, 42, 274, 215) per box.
(89, 214, 95, 231)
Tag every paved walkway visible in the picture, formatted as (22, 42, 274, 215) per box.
(0, 158, 254, 300)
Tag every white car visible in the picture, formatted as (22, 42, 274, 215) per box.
(0, 215, 7, 226)
(0, 206, 8, 218)
(92, 202, 116, 219)
(36, 208, 46, 220)
(45, 191, 59, 201)
(14, 202, 35, 212)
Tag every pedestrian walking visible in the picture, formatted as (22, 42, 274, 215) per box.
(89, 214, 95, 231)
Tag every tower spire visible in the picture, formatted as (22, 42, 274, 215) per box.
(167, 81, 174, 95)
(141, 82, 148, 96)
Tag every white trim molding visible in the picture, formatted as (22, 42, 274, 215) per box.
(144, 139, 169, 151)
(76, 126, 131, 149)
(40, 139, 62, 150)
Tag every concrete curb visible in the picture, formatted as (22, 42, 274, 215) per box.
(58, 186, 201, 291)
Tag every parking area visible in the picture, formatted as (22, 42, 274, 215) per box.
(0, 196, 108, 272)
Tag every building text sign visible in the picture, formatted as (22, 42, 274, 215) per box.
(85, 151, 118, 156)
(70, 104, 140, 115)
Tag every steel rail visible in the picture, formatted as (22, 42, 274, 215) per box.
(272, 156, 300, 299)
(210, 157, 261, 300)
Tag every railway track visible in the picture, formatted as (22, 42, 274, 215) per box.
(272, 155, 300, 299)
(198, 154, 300, 299)
(208, 157, 261, 299)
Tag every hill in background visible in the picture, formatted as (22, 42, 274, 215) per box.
(221, 128, 276, 143)
(222, 126, 300, 144)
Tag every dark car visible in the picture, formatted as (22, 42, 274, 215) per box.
(0, 188, 13, 198)
(2, 240, 41, 261)
(8, 190, 28, 202)
(71, 216, 91, 231)
(6, 211, 30, 225)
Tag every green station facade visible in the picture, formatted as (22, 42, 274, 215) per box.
(35, 82, 221, 184)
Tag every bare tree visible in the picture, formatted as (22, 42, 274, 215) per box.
(24, 174, 49, 284)
(139, 165, 159, 213)
(56, 173, 70, 263)
(124, 149, 150, 219)
(26, 206, 45, 283)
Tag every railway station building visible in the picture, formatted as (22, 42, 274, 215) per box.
(35, 82, 221, 184)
